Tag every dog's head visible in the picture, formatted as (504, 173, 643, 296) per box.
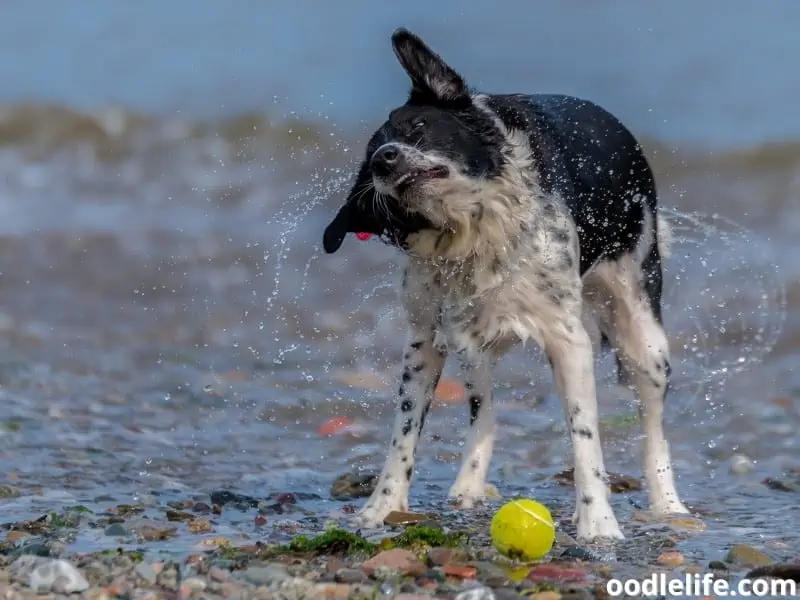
(323, 28, 507, 255)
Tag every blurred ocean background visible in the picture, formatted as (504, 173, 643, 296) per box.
(0, 0, 798, 559)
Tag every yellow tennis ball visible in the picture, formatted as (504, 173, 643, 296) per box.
(490, 498, 555, 561)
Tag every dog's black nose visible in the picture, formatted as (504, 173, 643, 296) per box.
(371, 145, 402, 176)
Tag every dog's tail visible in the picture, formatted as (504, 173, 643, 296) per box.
(656, 211, 673, 260)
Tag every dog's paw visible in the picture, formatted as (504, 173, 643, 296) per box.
(575, 503, 624, 542)
(447, 484, 485, 509)
(351, 497, 407, 529)
(650, 499, 690, 515)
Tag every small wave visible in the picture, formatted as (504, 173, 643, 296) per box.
(2, 103, 800, 174)
(0, 103, 347, 162)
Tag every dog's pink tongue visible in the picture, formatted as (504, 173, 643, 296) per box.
(355, 232, 371, 241)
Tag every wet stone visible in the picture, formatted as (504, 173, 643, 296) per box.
(103, 523, 129, 537)
(455, 585, 496, 600)
(745, 563, 800, 582)
(560, 546, 599, 561)
(384, 510, 429, 526)
(0, 485, 20, 498)
(363, 549, 426, 577)
(428, 547, 466, 566)
(334, 567, 368, 584)
(493, 588, 527, 600)
(192, 502, 212, 514)
(726, 544, 774, 567)
(27, 558, 89, 593)
(209, 490, 261, 509)
(330, 472, 378, 501)
(241, 564, 290, 586)
(133, 562, 158, 585)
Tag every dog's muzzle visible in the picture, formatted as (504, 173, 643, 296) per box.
(371, 144, 406, 177)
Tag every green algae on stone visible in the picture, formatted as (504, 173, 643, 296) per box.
(49, 511, 80, 528)
(383, 525, 468, 551)
(97, 548, 145, 562)
(114, 504, 146, 516)
(64, 505, 94, 514)
(285, 526, 375, 555)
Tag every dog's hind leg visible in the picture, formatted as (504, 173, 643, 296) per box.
(447, 357, 496, 508)
(589, 246, 689, 516)
(353, 322, 446, 528)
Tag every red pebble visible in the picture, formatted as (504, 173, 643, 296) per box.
(319, 416, 353, 436)
(355, 232, 371, 241)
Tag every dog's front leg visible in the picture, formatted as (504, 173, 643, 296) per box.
(544, 317, 624, 542)
(448, 357, 495, 508)
(354, 325, 446, 528)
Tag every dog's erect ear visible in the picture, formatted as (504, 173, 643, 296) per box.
(322, 162, 381, 254)
(391, 28, 469, 105)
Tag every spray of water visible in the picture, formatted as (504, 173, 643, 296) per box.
(659, 208, 787, 417)
(259, 167, 787, 423)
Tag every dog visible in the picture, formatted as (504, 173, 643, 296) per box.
(322, 28, 689, 541)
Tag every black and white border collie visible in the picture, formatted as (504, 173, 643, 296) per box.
(323, 28, 688, 541)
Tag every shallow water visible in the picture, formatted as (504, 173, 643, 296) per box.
(0, 0, 799, 576)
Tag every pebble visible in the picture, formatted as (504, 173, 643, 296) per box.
(384, 510, 429, 526)
(428, 547, 466, 566)
(455, 585, 496, 600)
(528, 592, 562, 600)
(27, 558, 89, 593)
(330, 472, 378, 501)
(134, 562, 158, 585)
(442, 563, 478, 579)
(241, 564, 290, 586)
(730, 453, 754, 474)
(334, 567, 368, 584)
(0, 485, 20, 498)
(725, 544, 774, 567)
(104, 523, 129, 536)
(528, 564, 589, 583)
(5, 530, 31, 544)
(362, 549, 426, 576)
(657, 551, 685, 568)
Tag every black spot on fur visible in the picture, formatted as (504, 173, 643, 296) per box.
(420, 403, 431, 431)
(491, 257, 502, 273)
(401, 455, 408, 462)
(464, 381, 474, 389)
(554, 229, 570, 243)
(401, 399, 413, 412)
(573, 427, 593, 439)
(412, 363, 425, 372)
(402, 369, 412, 382)
(410, 341, 424, 350)
(398, 385, 406, 396)
(581, 495, 594, 505)
(405, 466, 413, 481)
(470, 459, 480, 471)
(381, 487, 392, 496)
(404, 352, 411, 360)
(469, 395, 482, 425)
(392, 438, 397, 447)
(402, 419, 413, 436)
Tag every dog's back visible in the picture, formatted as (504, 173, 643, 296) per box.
(483, 93, 658, 275)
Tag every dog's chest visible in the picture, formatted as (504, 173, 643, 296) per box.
(403, 260, 543, 359)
